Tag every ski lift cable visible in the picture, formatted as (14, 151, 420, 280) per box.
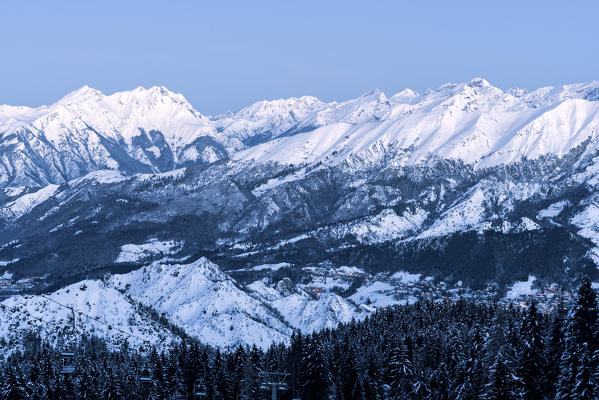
(2, 297, 157, 378)
(37, 293, 153, 345)
(2, 295, 151, 345)
(0, 302, 49, 325)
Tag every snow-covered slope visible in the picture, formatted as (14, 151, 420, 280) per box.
(247, 279, 366, 333)
(234, 79, 599, 172)
(0, 279, 178, 348)
(108, 257, 372, 348)
(213, 96, 326, 145)
(3, 78, 599, 351)
(109, 257, 293, 348)
(1, 257, 369, 349)
(1, 79, 599, 323)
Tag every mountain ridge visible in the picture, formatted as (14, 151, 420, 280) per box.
(2, 79, 599, 188)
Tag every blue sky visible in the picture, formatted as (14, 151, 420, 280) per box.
(1, 0, 598, 114)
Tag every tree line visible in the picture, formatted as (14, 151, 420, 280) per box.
(1, 277, 598, 399)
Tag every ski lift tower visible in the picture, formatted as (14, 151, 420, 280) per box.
(259, 371, 289, 400)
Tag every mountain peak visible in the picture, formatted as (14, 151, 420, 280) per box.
(390, 88, 420, 104)
(56, 85, 104, 105)
(466, 77, 492, 88)
(122, 85, 189, 104)
(361, 88, 386, 99)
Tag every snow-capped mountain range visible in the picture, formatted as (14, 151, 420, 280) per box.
(2, 78, 599, 187)
(2, 78, 599, 348)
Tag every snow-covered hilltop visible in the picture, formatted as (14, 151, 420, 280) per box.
(1, 79, 599, 187)
(1, 257, 366, 349)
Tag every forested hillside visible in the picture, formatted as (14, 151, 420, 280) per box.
(1, 277, 597, 399)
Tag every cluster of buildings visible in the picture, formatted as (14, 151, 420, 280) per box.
(0, 275, 46, 294)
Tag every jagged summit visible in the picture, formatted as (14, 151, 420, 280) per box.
(56, 85, 105, 105)
(361, 88, 387, 99)
(466, 77, 493, 87)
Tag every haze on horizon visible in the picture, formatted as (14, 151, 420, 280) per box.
(1, 0, 598, 115)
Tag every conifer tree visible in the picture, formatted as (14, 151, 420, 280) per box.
(101, 372, 124, 400)
(557, 276, 599, 400)
(545, 301, 566, 396)
(288, 332, 303, 399)
(301, 336, 329, 400)
(518, 301, 546, 399)
(453, 329, 485, 400)
(432, 361, 455, 400)
(570, 276, 598, 351)
(1, 367, 30, 400)
(571, 343, 597, 400)
(363, 350, 384, 400)
(389, 341, 413, 400)
(483, 345, 518, 400)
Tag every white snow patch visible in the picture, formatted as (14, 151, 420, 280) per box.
(235, 234, 311, 258)
(1, 271, 13, 279)
(537, 200, 570, 219)
(349, 281, 398, 307)
(115, 239, 182, 263)
(506, 275, 538, 298)
(3, 187, 26, 198)
(0, 184, 59, 220)
(346, 208, 428, 244)
(335, 266, 365, 275)
(146, 146, 161, 157)
(247, 280, 366, 333)
(0, 280, 179, 348)
(137, 167, 186, 182)
(417, 187, 487, 239)
(515, 217, 540, 232)
(0, 258, 19, 267)
(389, 271, 421, 284)
(570, 202, 599, 263)
(251, 171, 306, 197)
(571, 203, 599, 245)
(110, 258, 292, 348)
(73, 169, 129, 185)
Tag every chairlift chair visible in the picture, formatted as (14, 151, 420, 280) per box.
(139, 367, 152, 384)
(60, 352, 76, 375)
(124, 373, 137, 393)
(193, 379, 208, 398)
